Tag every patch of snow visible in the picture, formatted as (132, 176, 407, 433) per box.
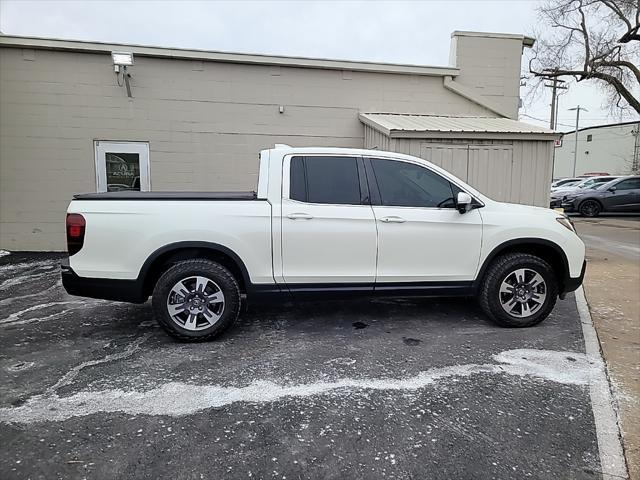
(0, 348, 593, 424)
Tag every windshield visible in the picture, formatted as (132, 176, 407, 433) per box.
(559, 180, 580, 188)
(577, 178, 596, 189)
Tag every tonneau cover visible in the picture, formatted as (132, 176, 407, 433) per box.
(73, 191, 258, 201)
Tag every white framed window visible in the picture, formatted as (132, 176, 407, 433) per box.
(94, 141, 150, 192)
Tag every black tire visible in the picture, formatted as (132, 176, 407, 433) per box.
(478, 253, 558, 328)
(579, 199, 602, 217)
(152, 259, 241, 342)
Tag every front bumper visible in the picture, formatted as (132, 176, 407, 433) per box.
(550, 197, 563, 208)
(61, 258, 147, 303)
(560, 199, 579, 212)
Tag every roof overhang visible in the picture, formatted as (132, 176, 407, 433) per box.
(0, 35, 460, 77)
(360, 113, 559, 141)
(451, 30, 536, 48)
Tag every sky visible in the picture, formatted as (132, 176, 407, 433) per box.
(1, 0, 638, 132)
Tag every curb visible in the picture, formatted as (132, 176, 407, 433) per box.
(575, 286, 629, 479)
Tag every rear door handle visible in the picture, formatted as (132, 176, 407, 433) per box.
(380, 216, 406, 223)
(287, 212, 314, 220)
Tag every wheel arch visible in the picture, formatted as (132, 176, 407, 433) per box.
(139, 241, 251, 297)
(475, 238, 570, 294)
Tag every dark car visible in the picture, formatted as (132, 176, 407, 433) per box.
(561, 176, 640, 216)
(549, 175, 619, 208)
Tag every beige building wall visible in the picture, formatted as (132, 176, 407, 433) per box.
(0, 48, 497, 250)
(449, 31, 531, 119)
(364, 125, 554, 208)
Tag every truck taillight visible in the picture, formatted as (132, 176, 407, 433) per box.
(66, 213, 86, 256)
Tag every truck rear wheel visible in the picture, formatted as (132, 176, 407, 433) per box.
(478, 253, 558, 328)
(152, 259, 240, 341)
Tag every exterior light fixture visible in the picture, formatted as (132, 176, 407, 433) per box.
(111, 51, 134, 68)
(111, 51, 134, 98)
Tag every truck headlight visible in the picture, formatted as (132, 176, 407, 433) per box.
(556, 216, 575, 232)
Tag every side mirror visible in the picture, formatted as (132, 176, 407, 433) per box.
(456, 192, 473, 214)
(608, 186, 617, 193)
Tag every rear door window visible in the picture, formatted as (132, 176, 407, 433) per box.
(289, 156, 361, 205)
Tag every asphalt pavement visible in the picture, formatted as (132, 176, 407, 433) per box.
(0, 252, 610, 479)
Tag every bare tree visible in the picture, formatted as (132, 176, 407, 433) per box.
(530, 0, 640, 114)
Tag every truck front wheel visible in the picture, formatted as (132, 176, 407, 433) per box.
(152, 259, 241, 341)
(478, 253, 558, 328)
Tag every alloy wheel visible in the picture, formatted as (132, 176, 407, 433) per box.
(580, 201, 600, 217)
(498, 268, 547, 318)
(166, 276, 225, 331)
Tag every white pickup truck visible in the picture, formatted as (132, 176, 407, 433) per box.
(62, 145, 586, 341)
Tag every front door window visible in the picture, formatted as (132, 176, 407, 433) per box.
(95, 141, 150, 192)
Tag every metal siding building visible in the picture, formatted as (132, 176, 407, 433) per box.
(361, 113, 556, 207)
(0, 31, 553, 251)
(553, 121, 640, 178)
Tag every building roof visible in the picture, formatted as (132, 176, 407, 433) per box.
(0, 34, 460, 77)
(359, 113, 557, 140)
(561, 120, 640, 135)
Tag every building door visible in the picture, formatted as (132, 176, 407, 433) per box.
(467, 145, 514, 202)
(95, 141, 150, 192)
(420, 143, 514, 203)
(420, 144, 469, 181)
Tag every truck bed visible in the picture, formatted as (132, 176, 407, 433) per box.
(73, 191, 257, 201)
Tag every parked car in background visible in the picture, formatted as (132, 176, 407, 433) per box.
(561, 176, 640, 216)
(550, 176, 620, 208)
(551, 178, 582, 192)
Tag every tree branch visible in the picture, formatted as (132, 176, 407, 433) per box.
(589, 70, 640, 111)
(530, 0, 640, 114)
(598, 59, 640, 83)
(600, 0, 633, 31)
(578, 1, 591, 76)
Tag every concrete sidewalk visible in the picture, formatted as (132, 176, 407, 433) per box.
(573, 216, 640, 479)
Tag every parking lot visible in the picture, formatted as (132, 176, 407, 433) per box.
(0, 252, 619, 479)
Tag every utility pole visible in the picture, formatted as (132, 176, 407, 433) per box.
(555, 88, 568, 130)
(544, 76, 567, 130)
(568, 106, 588, 177)
(632, 124, 640, 174)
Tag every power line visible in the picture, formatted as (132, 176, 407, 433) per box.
(520, 113, 574, 128)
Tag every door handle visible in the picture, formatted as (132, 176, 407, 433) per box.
(287, 212, 314, 220)
(380, 216, 406, 223)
